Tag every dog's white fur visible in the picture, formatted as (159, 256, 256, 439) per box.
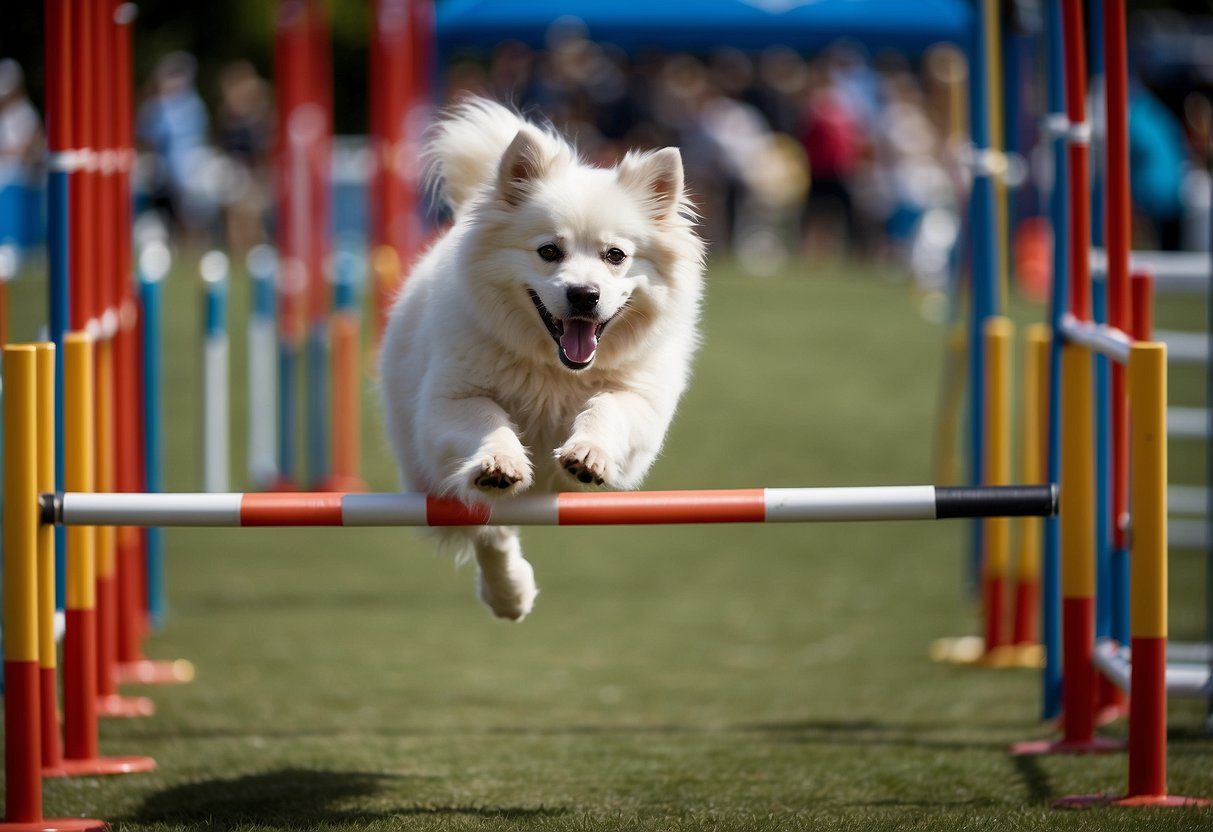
(379, 98, 705, 620)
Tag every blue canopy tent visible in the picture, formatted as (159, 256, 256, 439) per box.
(435, 0, 972, 55)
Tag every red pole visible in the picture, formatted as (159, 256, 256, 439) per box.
(112, 0, 144, 670)
(68, 0, 95, 331)
(1103, 0, 1131, 558)
(370, 0, 414, 340)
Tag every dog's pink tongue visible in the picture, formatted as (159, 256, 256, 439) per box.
(560, 319, 598, 364)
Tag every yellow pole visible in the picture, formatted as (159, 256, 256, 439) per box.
(65, 333, 95, 613)
(1126, 341, 1170, 798)
(985, 0, 1010, 312)
(4, 346, 40, 664)
(1059, 341, 1097, 741)
(94, 334, 117, 699)
(35, 344, 56, 674)
(982, 316, 1013, 659)
(1129, 343, 1167, 640)
(3, 344, 43, 820)
(1012, 325, 1049, 655)
(34, 342, 64, 769)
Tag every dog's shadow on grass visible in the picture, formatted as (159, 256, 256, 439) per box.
(130, 767, 566, 829)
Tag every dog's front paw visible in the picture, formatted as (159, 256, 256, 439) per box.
(555, 439, 615, 487)
(467, 451, 532, 496)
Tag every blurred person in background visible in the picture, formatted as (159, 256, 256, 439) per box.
(137, 52, 218, 245)
(0, 59, 43, 253)
(799, 58, 868, 257)
(1130, 80, 1190, 250)
(216, 59, 274, 260)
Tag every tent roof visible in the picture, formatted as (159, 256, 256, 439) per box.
(436, 0, 972, 56)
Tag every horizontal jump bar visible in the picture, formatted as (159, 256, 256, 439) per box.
(42, 486, 1058, 528)
(1059, 315, 1131, 364)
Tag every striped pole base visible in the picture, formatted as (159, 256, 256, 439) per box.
(44, 754, 157, 779)
(0, 820, 108, 832)
(44, 485, 1058, 529)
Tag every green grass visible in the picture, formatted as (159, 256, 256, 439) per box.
(5, 256, 1212, 831)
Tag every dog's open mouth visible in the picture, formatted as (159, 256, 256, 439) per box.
(528, 290, 613, 371)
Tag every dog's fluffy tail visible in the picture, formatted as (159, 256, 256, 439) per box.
(424, 98, 529, 215)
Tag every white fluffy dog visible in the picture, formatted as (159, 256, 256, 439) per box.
(379, 99, 705, 621)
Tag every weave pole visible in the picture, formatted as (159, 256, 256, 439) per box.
(1056, 344, 1207, 808)
(981, 317, 1014, 662)
(49, 333, 156, 778)
(34, 346, 61, 772)
(201, 252, 230, 494)
(320, 252, 366, 491)
(246, 245, 278, 489)
(2, 345, 106, 832)
(43, 486, 1058, 529)
(369, 0, 413, 342)
(1011, 324, 1049, 656)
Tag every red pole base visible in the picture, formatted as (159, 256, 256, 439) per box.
(983, 575, 1008, 654)
(39, 668, 62, 770)
(95, 694, 154, 718)
(1009, 736, 1125, 756)
(1011, 578, 1038, 646)
(43, 754, 156, 779)
(0, 818, 109, 831)
(1052, 792, 1210, 809)
(114, 658, 195, 686)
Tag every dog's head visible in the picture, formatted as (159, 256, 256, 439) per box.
(464, 126, 704, 373)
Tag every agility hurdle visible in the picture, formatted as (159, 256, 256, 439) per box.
(42, 485, 1058, 528)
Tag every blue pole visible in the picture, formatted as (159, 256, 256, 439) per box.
(47, 164, 70, 611)
(138, 243, 169, 628)
(967, 0, 999, 596)
(278, 340, 298, 484)
(1041, 0, 1069, 720)
(1093, 277, 1112, 642)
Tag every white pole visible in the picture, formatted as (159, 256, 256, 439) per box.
(201, 251, 230, 493)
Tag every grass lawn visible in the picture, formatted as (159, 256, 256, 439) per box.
(5, 255, 1212, 831)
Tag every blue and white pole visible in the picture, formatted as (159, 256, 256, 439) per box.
(246, 245, 278, 489)
(138, 241, 170, 627)
(200, 250, 230, 494)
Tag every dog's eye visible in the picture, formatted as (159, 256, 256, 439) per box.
(537, 244, 564, 263)
(604, 248, 627, 265)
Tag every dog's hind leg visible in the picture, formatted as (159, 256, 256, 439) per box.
(473, 526, 537, 621)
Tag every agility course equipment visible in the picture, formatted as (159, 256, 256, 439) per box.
(1, 345, 106, 832)
(200, 251, 231, 494)
(246, 245, 279, 489)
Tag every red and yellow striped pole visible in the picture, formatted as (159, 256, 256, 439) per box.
(1011, 324, 1049, 659)
(2, 342, 107, 831)
(1058, 342, 1098, 745)
(982, 316, 1013, 662)
(4, 346, 43, 822)
(34, 345, 61, 771)
(1106, 342, 1207, 806)
(51, 333, 155, 778)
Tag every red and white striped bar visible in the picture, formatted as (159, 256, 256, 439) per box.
(45, 486, 1056, 528)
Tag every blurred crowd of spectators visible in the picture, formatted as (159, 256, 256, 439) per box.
(0, 29, 1208, 286)
(446, 38, 969, 280)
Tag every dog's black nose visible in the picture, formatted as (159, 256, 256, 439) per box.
(566, 285, 600, 315)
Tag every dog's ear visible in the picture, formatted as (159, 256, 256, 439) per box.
(617, 148, 684, 221)
(497, 128, 551, 206)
